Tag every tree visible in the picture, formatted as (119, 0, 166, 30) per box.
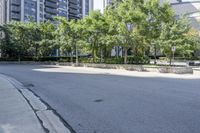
(144, 0, 174, 64)
(0, 25, 5, 54)
(0, 24, 14, 57)
(6, 22, 30, 61)
(25, 22, 42, 59)
(54, 17, 71, 57)
(83, 10, 109, 63)
(110, 0, 146, 64)
(69, 19, 86, 65)
(38, 21, 55, 57)
(160, 17, 191, 65)
(180, 28, 200, 57)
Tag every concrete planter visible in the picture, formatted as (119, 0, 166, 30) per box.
(158, 67, 193, 74)
(123, 65, 146, 71)
(158, 67, 171, 73)
(0, 61, 194, 74)
(53, 62, 194, 74)
(79, 63, 193, 74)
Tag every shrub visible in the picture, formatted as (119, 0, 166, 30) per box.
(127, 56, 150, 64)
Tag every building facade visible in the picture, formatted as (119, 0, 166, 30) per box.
(5, 0, 42, 23)
(103, 0, 110, 8)
(44, 0, 57, 20)
(1, 0, 93, 24)
(68, 0, 80, 19)
(0, 0, 6, 25)
(81, 0, 93, 17)
(57, 0, 68, 19)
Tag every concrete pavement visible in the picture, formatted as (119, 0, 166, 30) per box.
(0, 65, 200, 133)
(0, 74, 45, 133)
(0, 74, 72, 133)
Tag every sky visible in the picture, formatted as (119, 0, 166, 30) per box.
(93, 0, 104, 13)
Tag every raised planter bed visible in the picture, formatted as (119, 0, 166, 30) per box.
(158, 67, 193, 74)
(79, 63, 193, 74)
(0, 61, 194, 74)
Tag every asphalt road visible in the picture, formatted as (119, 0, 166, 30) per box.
(0, 64, 200, 133)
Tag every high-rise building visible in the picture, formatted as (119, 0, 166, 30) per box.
(103, 0, 110, 8)
(2, 0, 93, 24)
(57, 0, 68, 19)
(6, 0, 21, 22)
(68, 0, 81, 19)
(170, 0, 200, 31)
(5, 0, 42, 23)
(0, 0, 6, 25)
(44, 0, 57, 21)
(80, 0, 93, 18)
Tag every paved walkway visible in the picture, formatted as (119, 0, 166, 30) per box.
(0, 74, 45, 133)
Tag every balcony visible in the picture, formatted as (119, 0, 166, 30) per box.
(11, 13, 20, 20)
(11, 5, 20, 12)
(45, 13, 53, 19)
(11, 0, 20, 6)
(68, 14, 80, 20)
(69, 8, 79, 15)
(45, 1, 57, 9)
(69, 0, 79, 5)
(46, 0, 57, 4)
(45, 7, 57, 14)
(69, 3, 79, 9)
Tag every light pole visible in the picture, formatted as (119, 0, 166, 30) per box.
(171, 46, 176, 66)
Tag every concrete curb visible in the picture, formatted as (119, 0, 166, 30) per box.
(0, 74, 74, 133)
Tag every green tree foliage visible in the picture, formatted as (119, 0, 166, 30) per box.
(83, 10, 109, 62)
(0, 0, 199, 64)
(144, 0, 174, 64)
(109, 0, 146, 63)
(159, 17, 199, 64)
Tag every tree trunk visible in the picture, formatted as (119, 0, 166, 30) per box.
(154, 45, 157, 65)
(70, 49, 73, 64)
(169, 51, 172, 66)
(35, 45, 38, 61)
(92, 42, 97, 63)
(92, 46, 95, 63)
(124, 48, 127, 64)
(100, 48, 103, 63)
(18, 54, 21, 63)
(75, 43, 78, 66)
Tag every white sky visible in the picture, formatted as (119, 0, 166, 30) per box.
(93, 0, 104, 13)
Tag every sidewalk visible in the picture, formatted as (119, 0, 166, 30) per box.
(0, 75, 45, 133)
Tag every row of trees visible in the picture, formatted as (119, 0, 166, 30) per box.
(0, 0, 199, 64)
